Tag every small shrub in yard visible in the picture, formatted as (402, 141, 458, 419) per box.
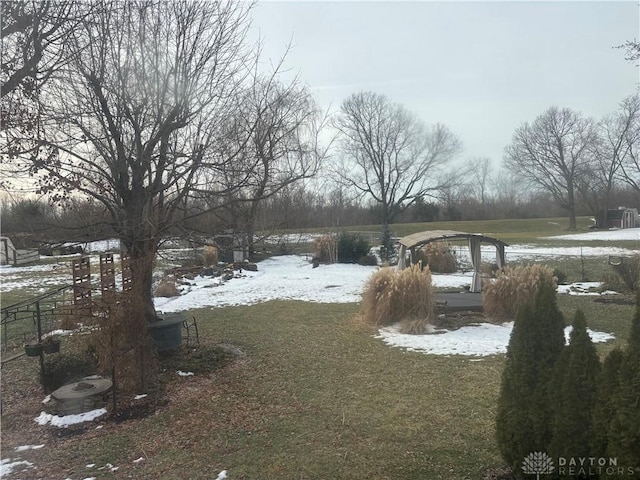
(552, 267, 567, 285)
(483, 264, 557, 320)
(611, 254, 640, 292)
(203, 245, 218, 266)
(361, 263, 435, 333)
(414, 241, 458, 273)
(358, 254, 378, 266)
(314, 235, 337, 264)
(43, 351, 98, 392)
(337, 231, 371, 263)
(154, 276, 180, 297)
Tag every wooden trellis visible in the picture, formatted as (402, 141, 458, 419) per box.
(121, 254, 132, 293)
(100, 253, 116, 297)
(72, 257, 92, 305)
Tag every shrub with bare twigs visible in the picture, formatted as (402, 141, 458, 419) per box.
(314, 235, 337, 264)
(87, 293, 158, 401)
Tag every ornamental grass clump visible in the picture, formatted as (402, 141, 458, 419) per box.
(314, 235, 337, 264)
(483, 264, 557, 320)
(414, 241, 458, 273)
(361, 263, 435, 333)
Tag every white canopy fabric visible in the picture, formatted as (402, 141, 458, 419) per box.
(397, 230, 508, 293)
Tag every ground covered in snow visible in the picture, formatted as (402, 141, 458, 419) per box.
(543, 227, 640, 241)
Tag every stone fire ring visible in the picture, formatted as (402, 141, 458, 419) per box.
(52, 378, 113, 401)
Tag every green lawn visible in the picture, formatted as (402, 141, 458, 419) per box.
(2, 297, 635, 480)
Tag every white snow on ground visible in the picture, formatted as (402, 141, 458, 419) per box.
(35, 408, 107, 427)
(0, 458, 34, 477)
(14, 445, 44, 452)
(557, 282, 618, 296)
(377, 323, 615, 357)
(154, 255, 374, 312)
(543, 227, 640, 241)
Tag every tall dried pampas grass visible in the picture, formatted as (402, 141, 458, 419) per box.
(483, 264, 557, 320)
(361, 263, 435, 334)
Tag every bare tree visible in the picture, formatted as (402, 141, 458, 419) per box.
(504, 106, 596, 230)
(583, 94, 640, 224)
(207, 76, 329, 258)
(468, 157, 493, 205)
(1, 1, 85, 189)
(334, 91, 461, 258)
(21, 0, 254, 322)
(617, 39, 640, 63)
(1, 0, 78, 97)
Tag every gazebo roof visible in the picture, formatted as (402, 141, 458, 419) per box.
(398, 230, 509, 249)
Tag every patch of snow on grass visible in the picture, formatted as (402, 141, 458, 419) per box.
(557, 282, 618, 296)
(1, 458, 34, 476)
(377, 322, 614, 357)
(35, 408, 107, 427)
(543, 228, 640, 241)
(15, 444, 44, 452)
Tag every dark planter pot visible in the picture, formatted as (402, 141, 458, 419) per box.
(43, 340, 61, 354)
(24, 344, 43, 357)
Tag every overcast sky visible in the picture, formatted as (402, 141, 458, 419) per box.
(249, 1, 639, 167)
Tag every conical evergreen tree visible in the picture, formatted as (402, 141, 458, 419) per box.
(590, 348, 624, 459)
(607, 292, 640, 468)
(496, 279, 566, 476)
(549, 309, 601, 472)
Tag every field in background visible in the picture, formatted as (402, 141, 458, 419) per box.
(280, 216, 638, 249)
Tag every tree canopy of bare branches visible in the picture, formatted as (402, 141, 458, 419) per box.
(504, 106, 595, 230)
(207, 75, 329, 257)
(582, 94, 640, 222)
(23, 0, 254, 321)
(333, 91, 461, 256)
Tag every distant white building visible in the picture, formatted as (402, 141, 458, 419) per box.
(597, 207, 638, 229)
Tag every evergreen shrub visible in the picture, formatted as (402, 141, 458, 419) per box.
(495, 279, 566, 474)
(548, 310, 601, 462)
(337, 232, 371, 263)
(605, 292, 640, 468)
